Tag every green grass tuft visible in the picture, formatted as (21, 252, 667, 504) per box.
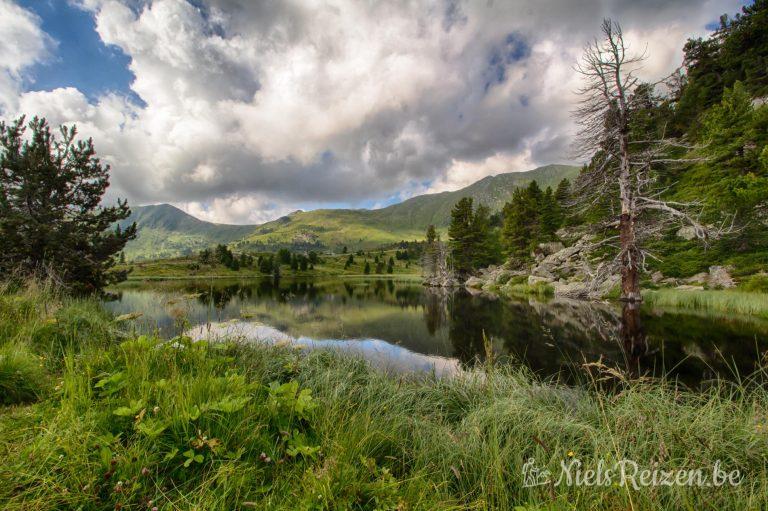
(2, 283, 768, 509)
(643, 288, 768, 318)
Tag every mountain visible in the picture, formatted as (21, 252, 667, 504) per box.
(122, 164, 579, 258)
(118, 204, 255, 260)
(235, 164, 579, 251)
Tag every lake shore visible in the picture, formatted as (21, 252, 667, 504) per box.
(119, 252, 422, 280)
(2, 284, 768, 510)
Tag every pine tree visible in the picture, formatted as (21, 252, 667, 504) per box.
(277, 248, 291, 265)
(363, 261, 371, 274)
(0, 117, 136, 292)
(539, 187, 559, 240)
(471, 204, 501, 268)
(386, 256, 394, 273)
(448, 197, 475, 276)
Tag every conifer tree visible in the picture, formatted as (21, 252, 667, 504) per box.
(448, 197, 475, 276)
(0, 117, 136, 292)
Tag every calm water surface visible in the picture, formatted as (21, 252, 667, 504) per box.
(105, 277, 768, 386)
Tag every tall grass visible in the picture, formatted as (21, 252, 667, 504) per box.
(643, 289, 768, 319)
(1, 284, 767, 510)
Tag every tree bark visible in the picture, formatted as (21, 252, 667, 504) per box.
(619, 212, 641, 302)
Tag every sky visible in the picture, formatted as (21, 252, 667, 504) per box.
(0, 0, 749, 224)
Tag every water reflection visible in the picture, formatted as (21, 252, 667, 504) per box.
(105, 278, 768, 386)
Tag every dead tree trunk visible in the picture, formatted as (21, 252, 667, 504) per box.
(573, 19, 723, 302)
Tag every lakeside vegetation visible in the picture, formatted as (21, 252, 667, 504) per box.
(2, 284, 768, 510)
(643, 288, 768, 320)
(118, 248, 421, 280)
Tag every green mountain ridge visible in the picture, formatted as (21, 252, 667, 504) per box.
(121, 164, 579, 259)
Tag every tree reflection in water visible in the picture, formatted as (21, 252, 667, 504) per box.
(105, 279, 767, 387)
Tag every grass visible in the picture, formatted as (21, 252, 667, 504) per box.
(643, 288, 768, 319)
(1, 284, 768, 510)
(120, 250, 421, 280)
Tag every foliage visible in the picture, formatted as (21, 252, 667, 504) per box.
(448, 198, 502, 276)
(0, 117, 136, 292)
(501, 180, 568, 263)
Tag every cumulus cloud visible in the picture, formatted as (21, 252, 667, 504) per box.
(0, 0, 53, 112)
(0, 0, 744, 223)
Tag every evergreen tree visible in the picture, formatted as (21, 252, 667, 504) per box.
(448, 197, 475, 276)
(277, 248, 291, 264)
(363, 261, 371, 274)
(501, 188, 535, 261)
(290, 254, 298, 271)
(470, 204, 501, 268)
(344, 254, 354, 269)
(0, 117, 136, 292)
(387, 256, 394, 273)
(299, 255, 308, 271)
(539, 187, 560, 240)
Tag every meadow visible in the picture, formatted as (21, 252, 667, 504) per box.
(1, 282, 768, 510)
(121, 250, 421, 280)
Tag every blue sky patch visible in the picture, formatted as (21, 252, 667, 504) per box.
(18, 0, 141, 105)
(484, 32, 531, 92)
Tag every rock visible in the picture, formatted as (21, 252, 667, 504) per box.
(650, 271, 664, 284)
(535, 242, 565, 257)
(684, 272, 708, 285)
(465, 276, 484, 289)
(528, 275, 553, 286)
(708, 265, 735, 289)
(551, 280, 589, 298)
(590, 273, 620, 299)
(676, 226, 697, 240)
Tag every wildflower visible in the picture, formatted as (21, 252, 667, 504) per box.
(153, 406, 160, 414)
(567, 451, 575, 457)
(141, 467, 150, 476)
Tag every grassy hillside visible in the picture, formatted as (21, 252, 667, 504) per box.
(121, 164, 579, 258)
(237, 164, 578, 252)
(118, 204, 255, 261)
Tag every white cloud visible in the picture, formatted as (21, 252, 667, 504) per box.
(0, 0, 53, 113)
(0, 0, 745, 224)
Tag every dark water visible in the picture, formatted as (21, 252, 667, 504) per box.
(104, 278, 768, 386)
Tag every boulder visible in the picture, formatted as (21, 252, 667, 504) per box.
(464, 276, 484, 289)
(676, 226, 697, 240)
(650, 271, 664, 284)
(684, 272, 708, 285)
(708, 265, 735, 289)
(551, 280, 589, 298)
(528, 275, 553, 286)
(535, 241, 565, 257)
(675, 285, 704, 291)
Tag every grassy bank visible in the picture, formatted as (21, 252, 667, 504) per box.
(119, 251, 421, 280)
(1, 285, 768, 510)
(643, 288, 768, 319)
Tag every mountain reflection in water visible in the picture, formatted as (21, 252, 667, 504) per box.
(104, 278, 768, 386)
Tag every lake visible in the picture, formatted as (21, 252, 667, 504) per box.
(105, 277, 768, 386)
